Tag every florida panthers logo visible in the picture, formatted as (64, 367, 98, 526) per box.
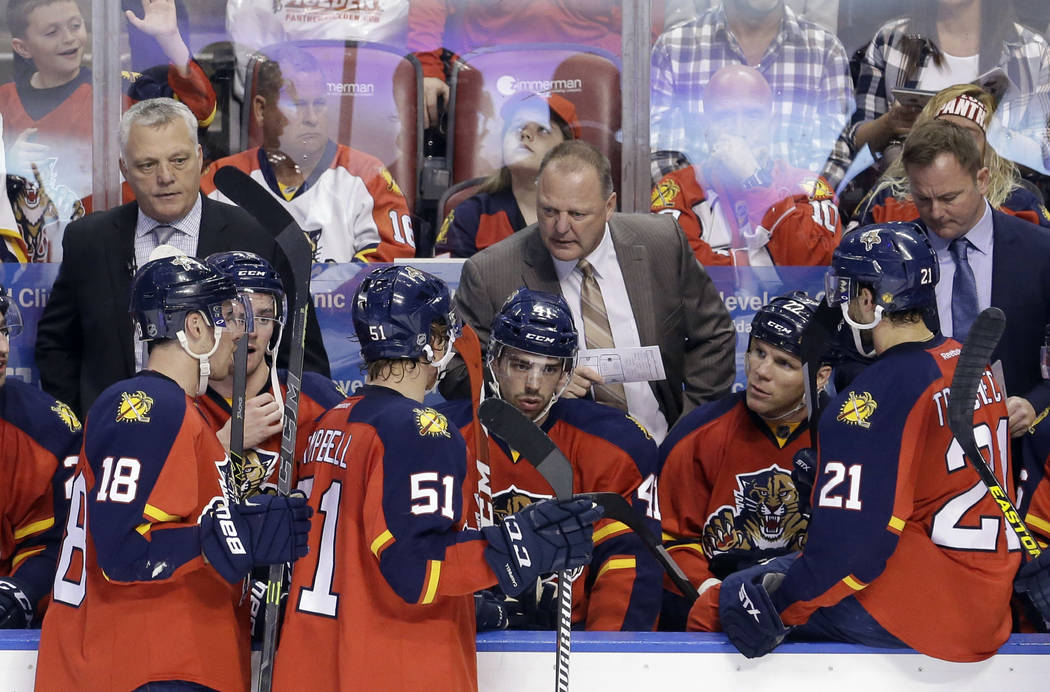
(701, 465, 807, 557)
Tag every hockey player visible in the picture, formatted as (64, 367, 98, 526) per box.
(650, 64, 841, 267)
(441, 288, 663, 631)
(658, 291, 830, 631)
(36, 253, 313, 691)
(200, 44, 415, 264)
(272, 266, 601, 691)
(198, 251, 343, 495)
(0, 286, 78, 627)
(718, 223, 1019, 661)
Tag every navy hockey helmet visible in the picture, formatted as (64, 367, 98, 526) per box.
(749, 290, 820, 360)
(205, 251, 287, 344)
(490, 288, 578, 360)
(131, 254, 240, 341)
(352, 265, 460, 362)
(824, 222, 938, 314)
(0, 286, 23, 339)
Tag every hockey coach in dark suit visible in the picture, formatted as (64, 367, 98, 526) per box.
(35, 98, 328, 417)
(444, 140, 735, 443)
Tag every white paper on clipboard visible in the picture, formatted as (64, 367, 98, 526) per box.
(577, 346, 666, 384)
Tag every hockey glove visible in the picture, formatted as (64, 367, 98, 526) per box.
(482, 498, 602, 597)
(792, 448, 817, 517)
(719, 567, 792, 658)
(201, 492, 313, 585)
(0, 579, 34, 629)
(475, 589, 512, 631)
(1015, 550, 1050, 626)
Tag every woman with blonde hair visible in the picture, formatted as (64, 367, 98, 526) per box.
(851, 83, 1050, 228)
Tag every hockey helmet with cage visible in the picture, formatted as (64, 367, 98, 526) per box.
(131, 254, 241, 342)
(749, 290, 820, 360)
(824, 222, 939, 315)
(490, 288, 578, 361)
(352, 265, 460, 363)
(0, 286, 23, 339)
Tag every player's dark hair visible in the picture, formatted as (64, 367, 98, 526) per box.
(901, 119, 984, 179)
(363, 321, 449, 380)
(538, 140, 614, 200)
(6, 0, 79, 39)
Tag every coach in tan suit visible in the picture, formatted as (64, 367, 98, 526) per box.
(443, 140, 734, 442)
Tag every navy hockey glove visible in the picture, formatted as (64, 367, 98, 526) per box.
(0, 579, 34, 629)
(719, 568, 792, 658)
(482, 498, 602, 597)
(475, 589, 511, 631)
(201, 492, 313, 584)
(1015, 551, 1050, 626)
(792, 448, 817, 517)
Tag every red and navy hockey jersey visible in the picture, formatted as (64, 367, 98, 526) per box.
(0, 379, 80, 622)
(442, 397, 663, 631)
(770, 337, 1019, 662)
(273, 385, 497, 692)
(851, 184, 1050, 229)
(435, 188, 525, 258)
(658, 392, 811, 631)
(37, 372, 250, 691)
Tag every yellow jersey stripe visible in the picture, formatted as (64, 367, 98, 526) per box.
(370, 530, 394, 557)
(1026, 513, 1050, 538)
(887, 515, 906, 531)
(13, 518, 54, 541)
(144, 504, 181, 523)
(421, 560, 442, 604)
(11, 546, 45, 569)
(135, 522, 151, 536)
(593, 521, 629, 543)
(842, 575, 867, 591)
(595, 557, 636, 581)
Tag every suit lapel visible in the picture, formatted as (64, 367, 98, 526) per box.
(521, 228, 562, 293)
(194, 196, 225, 256)
(107, 204, 140, 374)
(990, 211, 1010, 307)
(609, 220, 657, 345)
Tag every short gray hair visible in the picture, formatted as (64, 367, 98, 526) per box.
(119, 98, 198, 159)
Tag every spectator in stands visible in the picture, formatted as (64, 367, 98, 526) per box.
(446, 140, 735, 444)
(435, 93, 580, 258)
(902, 118, 1050, 438)
(650, 0, 853, 187)
(853, 84, 1050, 229)
(0, 0, 216, 261)
(200, 44, 416, 264)
(407, 0, 655, 129)
(650, 64, 842, 267)
(35, 98, 329, 418)
(851, 0, 1050, 173)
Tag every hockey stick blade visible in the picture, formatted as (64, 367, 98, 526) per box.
(477, 397, 573, 692)
(479, 398, 572, 500)
(946, 307, 1041, 560)
(577, 491, 700, 603)
(214, 166, 313, 692)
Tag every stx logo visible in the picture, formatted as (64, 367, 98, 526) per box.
(738, 583, 761, 622)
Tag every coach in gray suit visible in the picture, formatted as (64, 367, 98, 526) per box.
(443, 140, 735, 442)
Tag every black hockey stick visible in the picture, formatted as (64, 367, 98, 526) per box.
(799, 302, 840, 448)
(946, 307, 1041, 561)
(479, 398, 572, 692)
(575, 491, 700, 603)
(229, 334, 249, 499)
(214, 166, 313, 692)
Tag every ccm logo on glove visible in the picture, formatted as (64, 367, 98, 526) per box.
(504, 517, 533, 569)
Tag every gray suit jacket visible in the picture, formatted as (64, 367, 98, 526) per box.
(443, 212, 736, 426)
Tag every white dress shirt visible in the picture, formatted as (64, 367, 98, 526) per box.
(926, 201, 994, 338)
(552, 225, 670, 443)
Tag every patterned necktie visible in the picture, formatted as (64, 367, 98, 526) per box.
(949, 237, 978, 341)
(577, 259, 628, 410)
(153, 224, 177, 245)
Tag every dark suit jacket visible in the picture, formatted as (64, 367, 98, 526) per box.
(444, 213, 736, 426)
(35, 195, 330, 416)
(986, 210, 1050, 415)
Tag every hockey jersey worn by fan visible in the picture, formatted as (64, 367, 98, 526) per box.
(650, 163, 841, 266)
(272, 385, 497, 692)
(435, 188, 525, 258)
(769, 337, 1019, 662)
(441, 397, 663, 631)
(197, 370, 344, 496)
(852, 184, 1050, 229)
(201, 144, 415, 264)
(658, 392, 811, 631)
(37, 372, 251, 692)
(0, 379, 80, 622)
(0, 64, 216, 261)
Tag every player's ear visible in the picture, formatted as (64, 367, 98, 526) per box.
(816, 364, 832, 391)
(252, 94, 268, 127)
